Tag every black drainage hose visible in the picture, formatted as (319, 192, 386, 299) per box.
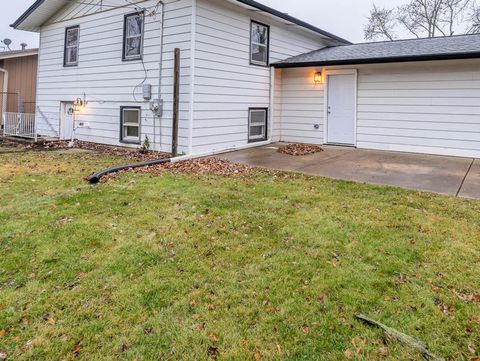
(88, 158, 172, 184)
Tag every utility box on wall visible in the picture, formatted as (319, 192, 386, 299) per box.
(143, 84, 152, 101)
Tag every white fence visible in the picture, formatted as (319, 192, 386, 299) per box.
(2, 112, 37, 139)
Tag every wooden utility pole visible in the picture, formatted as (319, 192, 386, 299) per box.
(172, 47, 180, 157)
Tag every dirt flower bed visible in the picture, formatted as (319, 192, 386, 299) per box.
(278, 143, 323, 156)
(36, 140, 170, 161)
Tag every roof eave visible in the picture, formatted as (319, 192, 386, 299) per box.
(273, 51, 480, 68)
(11, 0, 46, 30)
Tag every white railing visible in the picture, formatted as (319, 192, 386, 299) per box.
(3, 112, 37, 139)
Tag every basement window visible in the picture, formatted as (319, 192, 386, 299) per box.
(123, 12, 145, 60)
(250, 21, 269, 66)
(64, 26, 80, 66)
(120, 107, 141, 143)
(248, 108, 268, 142)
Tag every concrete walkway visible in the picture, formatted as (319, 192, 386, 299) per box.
(220, 144, 480, 199)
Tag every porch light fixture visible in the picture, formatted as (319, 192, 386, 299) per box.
(314, 71, 322, 84)
(73, 94, 87, 112)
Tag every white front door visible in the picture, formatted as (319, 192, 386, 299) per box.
(60, 102, 75, 140)
(326, 73, 356, 145)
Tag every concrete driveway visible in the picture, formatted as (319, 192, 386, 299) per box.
(220, 144, 480, 199)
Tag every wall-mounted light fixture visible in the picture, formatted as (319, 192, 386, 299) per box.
(314, 71, 322, 84)
(73, 93, 88, 112)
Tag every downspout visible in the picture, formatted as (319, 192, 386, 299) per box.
(268, 66, 274, 143)
(155, 1, 165, 151)
(188, 0, 197, 154)
(0, 67, 8, 132)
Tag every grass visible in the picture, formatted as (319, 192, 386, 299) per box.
(0, 147, 479, 360)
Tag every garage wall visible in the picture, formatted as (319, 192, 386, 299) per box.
(357, 60, 480, 158)
(277, 59, 480, 158)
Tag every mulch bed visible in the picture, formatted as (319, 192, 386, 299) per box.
(278, 143, 323, 156)
(98, 158, 252, 183)
(138, 158, 252, 177)
(32, 140, 170, 161)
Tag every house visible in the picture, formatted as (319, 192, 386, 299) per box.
(11, 0, 480, 158)
(0, 48, 38, 137)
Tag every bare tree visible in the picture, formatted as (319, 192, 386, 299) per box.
(364, 5, 397, 40)
(365, 0, 480, 41)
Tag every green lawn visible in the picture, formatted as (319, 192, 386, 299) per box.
(0, 147, 479, 360)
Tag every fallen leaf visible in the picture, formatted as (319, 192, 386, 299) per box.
(468, 344, 476, 354)
(47, 317, 55, 325)
(378, 346, 389, 357)
(255, 351, 261, 361)
(344, 349, 354, 359)
(0, 330, 5, 338)
(209, 332, 218, 342)
(72, 342, 81, 357)
(208, 346, 219, 358)
(317, 294, 327, 304)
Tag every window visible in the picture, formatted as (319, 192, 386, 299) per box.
(250, 21, 269, 66)
(64, 26, 79, 66)
(248, 108, 268, 142)
(120, 107, 141, 143)
(123, 12, 144, 60)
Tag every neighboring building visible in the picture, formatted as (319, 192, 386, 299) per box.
(0, 49, 38, 134)
(11, 0, 480, 158)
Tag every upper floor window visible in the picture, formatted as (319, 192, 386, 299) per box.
(250, 21, 269, 66)
(123, 12, 144, 60)
(64, 26, 79, 67)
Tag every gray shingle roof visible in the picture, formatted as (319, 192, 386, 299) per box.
(274, 34, 480, 67)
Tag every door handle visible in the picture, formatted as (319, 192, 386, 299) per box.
(327, 106, 331, 115)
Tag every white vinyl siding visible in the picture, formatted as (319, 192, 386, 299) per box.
(191, 0, 333, 154)
(278, 59, 480, 158)
(356, 60, 480, 158)
(276, 67, 324, 145)
(35, 0, 193, 153)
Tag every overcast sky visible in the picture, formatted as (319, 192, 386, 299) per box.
(0, 0, 408, 51)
